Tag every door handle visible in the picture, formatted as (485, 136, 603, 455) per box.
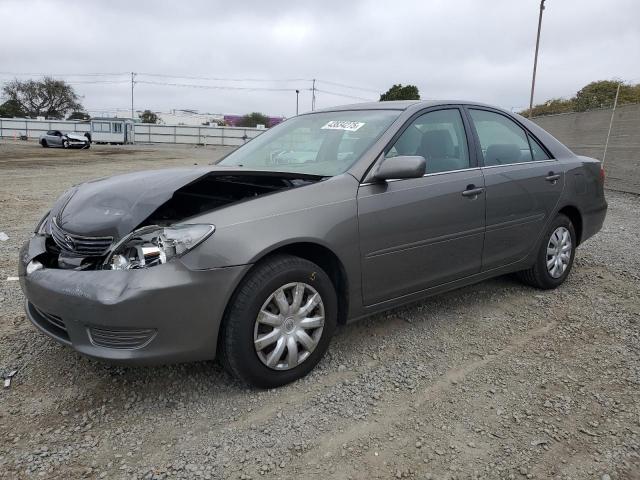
(545, 172, 560, 183)
(461, 186, 484, 198)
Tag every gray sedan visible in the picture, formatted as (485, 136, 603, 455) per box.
(39, 130, 90, 149)
(20, 100, 607, 387)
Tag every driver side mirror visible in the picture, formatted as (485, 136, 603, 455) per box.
(372, 155, 426, 182)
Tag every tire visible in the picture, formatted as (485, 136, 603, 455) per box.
(62, 140, 69, 149)
(41, 140, 48, 148)
(517, 213, 576, 289)
(220, 254, 337, 388)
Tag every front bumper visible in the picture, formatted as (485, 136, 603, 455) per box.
(19, 236, 250, 365)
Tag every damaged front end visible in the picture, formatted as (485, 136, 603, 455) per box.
(29, 169, 322, 273)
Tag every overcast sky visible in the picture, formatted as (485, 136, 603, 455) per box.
(1, 0, 639, 118)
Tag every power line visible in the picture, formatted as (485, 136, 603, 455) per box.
(65, 80, 130, 85)
(136, 80, 298, 92)
(0, 71, 128, 77)
(0, 71, 381, 92)
(314, 89, 374, 102)
(316, 79, 381, 94)
(0, 79, 128, 86)
(137, 72, 311, 83)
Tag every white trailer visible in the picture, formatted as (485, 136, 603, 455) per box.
(89, 118, 134, 144)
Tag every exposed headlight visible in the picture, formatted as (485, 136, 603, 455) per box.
(34, 211, 51, 235)
(103, 224, 215, 270)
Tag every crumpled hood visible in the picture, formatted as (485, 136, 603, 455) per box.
(65, 133, 88, 141)
(53, 167, 217, 238)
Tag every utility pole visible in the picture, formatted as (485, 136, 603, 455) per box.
(295, 89, 300, 115)
(311, 79, 316, 111)
(130, 72, 136, 121)
(528, 0, 546, 118)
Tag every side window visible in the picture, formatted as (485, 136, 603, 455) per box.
(113, 123, 123, 133)
(92, 122, 111, 133)
(528, 133, 551, 161)
(386, 109, 469, 174)
(469, 109, 533, 166)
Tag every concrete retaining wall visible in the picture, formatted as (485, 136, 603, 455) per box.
(532, 104, 640, 194)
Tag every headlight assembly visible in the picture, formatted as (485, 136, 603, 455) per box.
(103, 224, 215, 270)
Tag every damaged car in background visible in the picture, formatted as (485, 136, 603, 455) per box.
(39, 129, 91, 149)
(20, 101, 607, 388)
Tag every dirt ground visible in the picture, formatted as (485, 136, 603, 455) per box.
(0, 140, 638, 480)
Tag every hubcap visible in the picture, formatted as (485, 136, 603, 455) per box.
(253, 282, 325, 371)
(546, 226, 572, 278)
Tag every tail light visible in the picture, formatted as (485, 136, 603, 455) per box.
(599, 165, 605, 183)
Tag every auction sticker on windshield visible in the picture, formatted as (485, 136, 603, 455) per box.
(321, 121, 365, 131)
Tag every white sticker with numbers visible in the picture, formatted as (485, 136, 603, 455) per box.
(321, 120, 365, 132)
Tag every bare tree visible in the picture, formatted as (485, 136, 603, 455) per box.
(2, 77, 83, 119)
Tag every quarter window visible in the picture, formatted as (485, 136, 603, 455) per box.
(469, 109, 538, 166)
(386, 109, 470, 174)
(528, 133, 551, 161)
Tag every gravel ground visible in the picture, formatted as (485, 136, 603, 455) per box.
(0, 141, 638, 480)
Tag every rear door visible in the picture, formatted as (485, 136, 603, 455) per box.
(465, 108, 564, 270)
(357, 107, 486, 305)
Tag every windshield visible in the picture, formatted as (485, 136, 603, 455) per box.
(219, 110, 400, 176)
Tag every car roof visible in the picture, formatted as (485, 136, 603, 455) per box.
(310, 99, 501, 113)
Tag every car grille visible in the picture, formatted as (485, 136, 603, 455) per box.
(28, 302, 70, 342)
(51, 218, 113, 257)
(88, 327, 157, 350)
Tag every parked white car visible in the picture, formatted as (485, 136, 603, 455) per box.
(39, 130, 90, 149)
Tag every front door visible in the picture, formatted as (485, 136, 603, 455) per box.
(357, 107, 486, 306)
(51, 130, 63, 146)
(465, 108, 564, 270)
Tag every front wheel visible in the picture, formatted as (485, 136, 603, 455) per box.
(220, 254, 337, 388)
(517, 213, 576, 289)
(62, 139, 69, 148)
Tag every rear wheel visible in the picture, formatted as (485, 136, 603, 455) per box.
(41, 139, 48, 148)
(62, 139, 69, 149)
(220, 254, 337, 388)
(517, 213, 576, 289)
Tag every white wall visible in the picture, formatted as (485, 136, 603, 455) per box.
(0, 117, 264, 146)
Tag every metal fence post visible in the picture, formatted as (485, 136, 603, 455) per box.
(602, 83, 621, 167)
